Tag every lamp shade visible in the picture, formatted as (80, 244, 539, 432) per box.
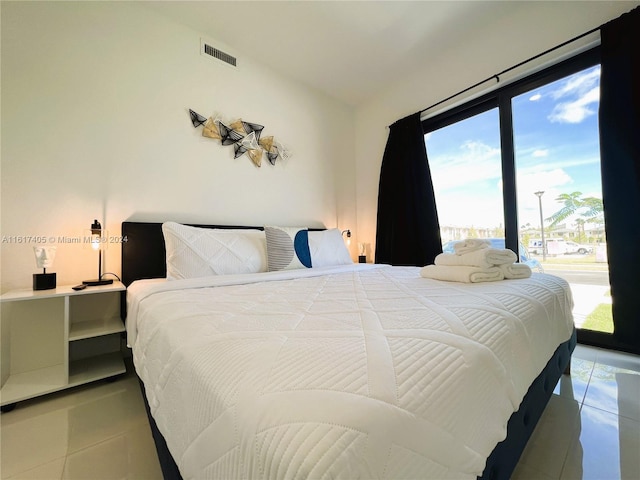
(90, 220, 101, 251)
(82, 219, 113, 286)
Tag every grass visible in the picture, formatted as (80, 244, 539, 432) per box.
(582, 303, 614, 333)
(535, 254, 609, 271)
(540, 254, 598, 264)
(542, 263, 609, 272)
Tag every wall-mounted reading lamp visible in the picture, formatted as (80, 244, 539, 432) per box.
(341, 229, 351, 247)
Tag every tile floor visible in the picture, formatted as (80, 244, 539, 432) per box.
(1, 345, 639, 479)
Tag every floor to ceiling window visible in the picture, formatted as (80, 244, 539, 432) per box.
(511, 64, 611, 334)
(426, 106, 504, 243)
(423, 47, 619, 347)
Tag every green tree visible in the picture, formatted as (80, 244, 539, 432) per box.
(546, 192, 604, 231)
(492, 225, 505, 238)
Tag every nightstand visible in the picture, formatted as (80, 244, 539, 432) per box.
(1, 282, 126, 412)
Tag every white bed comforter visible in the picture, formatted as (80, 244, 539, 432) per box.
(128, 264, 574, 480)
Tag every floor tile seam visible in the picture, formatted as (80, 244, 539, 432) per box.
(593, 353, 640, 364)
(589, 346, 602, 365)
(513, 458, 560, 480)
(571, 347, 599, 363)
(579, 401, 640, 423)
(557, 445, 573, 480)
(559, 405, 640, 479)
(593, 350, 640, 363)
(59, 456, 67, 480)
(582, 374, 640, 421)
(517, 398, 582, 478)
(550, 390, 586, 414)
(579, 393, 619, 417)
(584, 358, 596, 383)
(574, 388, 588, 409)
(63, 432, 129, 466)
(592, 361, 640, 375)
(557, 420, 581, 480)
(580, 360, 613, 413)
(517, 449, 568, 479)
(567, 362, 593, 406)
(551, 399, 587, 480)
(578, 360, 596, 409)
(64, 417, 149, 456)
(603, 407, 640, 423)
(2, 454, 67, 480)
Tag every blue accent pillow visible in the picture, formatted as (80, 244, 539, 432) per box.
(264, 226, 312, 271)
(293, 230, 312, 268)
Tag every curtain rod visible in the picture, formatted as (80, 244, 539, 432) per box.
(417, 24, 601, 117)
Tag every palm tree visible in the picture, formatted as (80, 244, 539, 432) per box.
(546, 191, 604, 232)
(575, 218, 586, 242)
(581, 196, 604, 220)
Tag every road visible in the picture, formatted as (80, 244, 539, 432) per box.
(543, 268, 609, 286)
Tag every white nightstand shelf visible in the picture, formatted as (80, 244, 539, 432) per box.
(1, 282, 126, 411)
(69, 316, 124, 341)
(69, 352, 124, 386)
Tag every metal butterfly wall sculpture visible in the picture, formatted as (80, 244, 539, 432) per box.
(189, 109, 291, 167)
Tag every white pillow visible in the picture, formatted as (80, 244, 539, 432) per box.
(307, 229, 353, 267)
(162, 222, 267, 280)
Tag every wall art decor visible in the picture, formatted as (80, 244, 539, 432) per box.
(188, 109, 291, 167)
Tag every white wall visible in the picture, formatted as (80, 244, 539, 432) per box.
(0, 2, 356, 291)
(354, 1, 639, 258)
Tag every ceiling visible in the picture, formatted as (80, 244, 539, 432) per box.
(142, 1, 637, 107)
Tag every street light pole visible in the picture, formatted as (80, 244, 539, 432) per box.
(534, 191, 546, 261)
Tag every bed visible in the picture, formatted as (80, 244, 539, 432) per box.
(122, 221, 576, 480)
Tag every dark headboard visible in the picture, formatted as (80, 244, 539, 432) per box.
(121, 222, 264, 287)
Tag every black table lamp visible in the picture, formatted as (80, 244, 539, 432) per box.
(82, 219, 113, 286)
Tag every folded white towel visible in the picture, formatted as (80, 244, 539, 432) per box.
(453, 239, 491, 255)
(435, 249, 518, 268)
(420, 264, 504, 283)
(499, 263, 532, 279)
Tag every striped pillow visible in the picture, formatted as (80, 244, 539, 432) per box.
(264, 226, 312, 271)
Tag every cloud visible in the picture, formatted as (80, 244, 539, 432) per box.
(532, 149, 548, 157)
(436, 191, 504, 228)
(519, 152, 600, 173)
(549, 86, 600, 124)
(517, 168, 573, 195)
(551, 67, 600, 99)
(547, 66, 600, 124)
(529, 93, 542, 101)
(429, 140, 505, 228)
(429, 140, 501, 192)
(516, 168, 574, 225)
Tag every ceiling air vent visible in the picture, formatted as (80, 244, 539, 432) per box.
(201, 40, 237, 67)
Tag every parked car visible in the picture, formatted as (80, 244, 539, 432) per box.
(528, 238, 568, 255)
(442, 238, 544, 272)
(564, 241, 593, 254)
(527, 238, 592, 255)
(528, 239, 544, 255)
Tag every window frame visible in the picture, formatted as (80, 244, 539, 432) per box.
(421, 46, 623, 350)
(422, 47, 601, 255)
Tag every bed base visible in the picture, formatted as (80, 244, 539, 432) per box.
(139, 380, 182, 480)
(479, 328, 576, 479)
(138, 330, 576, 480)
(122, 221, 576, 480)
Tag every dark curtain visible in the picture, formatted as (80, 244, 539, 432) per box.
(599, 6, 640, 352)
(375, 112, 442, 266)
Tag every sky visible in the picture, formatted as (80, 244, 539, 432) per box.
(425, 65, 602, 234)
